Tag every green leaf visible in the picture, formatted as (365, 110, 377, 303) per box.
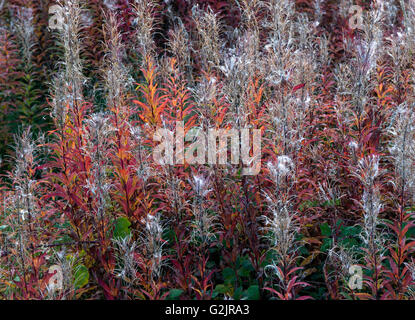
(322, 198, 341, 207)
(341, 238, 359, 249)
(320, 223, 331, 237)
(214, 284, 228, 294)
(237, 257, 254, 278)
(223, 268, 236, 284)
(321, 238, 332, 253)
(113, 217, 131, 240)
(167, 289, 184, 300)
(341, 225, 361, 237)
(299, 200, 319, 211)
(233, 287, 243, 299)
(243, 285, 260, 300)
(74, 265, 89, 289)
(407, 226, 415, 238)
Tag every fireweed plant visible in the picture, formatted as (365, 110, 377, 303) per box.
(0, 0, 415, 300)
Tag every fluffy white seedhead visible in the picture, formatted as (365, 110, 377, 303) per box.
(44, 250, 76, 299)
(355, 155, 381, 188)
(103, 0, 117, 10)
(325, 245, 357, 282)
(113, 236, 139, 284)
(140, 213, 165, 280)
(190, 174, 211, 198)
(388, 105, 415, 197)
(189, 174, 217, 244)
(11, 6, 35, 64)
(262, 196, 300, 288)
(132, 0, 158, 59)
(192, 4, 222, 71)
(267, 156, 294, 188)
(352, 155, 384, 253)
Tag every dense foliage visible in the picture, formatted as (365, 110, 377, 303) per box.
(1, 0, 415, 300)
